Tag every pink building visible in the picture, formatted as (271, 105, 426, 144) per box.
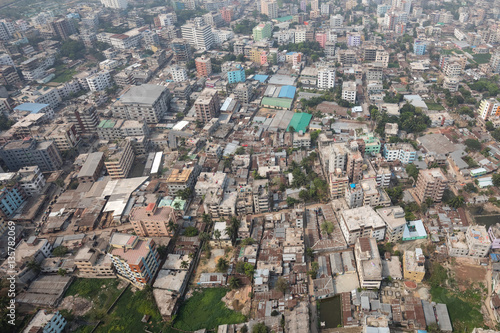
(315, 32, 327, 48)
(260, 52, 268, 65)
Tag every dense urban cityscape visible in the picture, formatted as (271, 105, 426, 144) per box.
(0, 0, 500, 332)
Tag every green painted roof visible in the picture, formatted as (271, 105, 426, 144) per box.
(98, 119, 116, 128)
(287, 112, 312, 132)
(261, 97, 293, 109)
(276, 15, 293, 22)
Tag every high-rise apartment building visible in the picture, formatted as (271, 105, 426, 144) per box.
(111, 84, 170, 123)
(171, 39, 192, 63)
(107, 233, 160, 287)
(477, 98, 500, 121)
(104, 140, 134, 179)
(261, 0, 278, 19)
(342, 81, 357, 103)
(253, 23, 272, 41)
(195, 88, 220, 123)
(0, 138, 63, 172)
(415, 168, 448, 203)
(100, 0, 128, 9)
(317, 66, 336, 90)
(62, 103, 100, 134)
(181, 19, 214, 50)
(195, 55, 213, 77)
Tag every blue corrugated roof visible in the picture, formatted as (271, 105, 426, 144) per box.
(286, 52, 297, 55)
(253, 74, 269, 83)
(278, 85, 296, 99)
(14, 103, 50, 113)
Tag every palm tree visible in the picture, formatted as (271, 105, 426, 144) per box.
(202, 213, 212, 225)
(27, 260, 41, 273)
(229, 276, 240, 290)
(214, 229, 222, 248)
(449, 195, 465, 209)
(199, 231, 210, 243)
(167, 220, 178, 234)
(180, 260, 189, 269)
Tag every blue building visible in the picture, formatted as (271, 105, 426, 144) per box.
(414, 41, 427, 55)
(227, 65, 246, 84)
(0, 183, 26, 218)
(24, 310, 67, 333)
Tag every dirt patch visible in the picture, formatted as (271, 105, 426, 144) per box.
(404, 281, 417, 289)
(453, 258, 486, 285)
(59, 295, 93, 316)
(222, 285, 252, 316)
(194, 249, 233, 282)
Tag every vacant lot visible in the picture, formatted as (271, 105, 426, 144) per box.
(63, 278, 164, 333)
(453, 260, 486, 285)
(431, 286, 484, 332)
(172, 288, 246, 331)
(473, 53, 492, 64)
(425, 101, 445, 111)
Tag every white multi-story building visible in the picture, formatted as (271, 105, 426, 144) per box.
(158, 13, 177, 26)
(376, 206, 407, 242)
(466, 225, 491, 257)
(274, 30, 295, 44)
(181, 20, 214, 50)
(100, 0, 128, 9)
(383, 143, 416, 164)
(86, 70, 112, 91)
(111, 84, 170, 123)
(477, 98, 500, 121)
(317, 66, 336, 90)
(330, 14, 344, 28)
(169, 66, 188, 82)
(342, 81, 357, 103)
(18, 166, 46, 196)
(339, 206, 386, 245)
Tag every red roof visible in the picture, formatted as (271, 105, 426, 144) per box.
(146, 203, 156, 211)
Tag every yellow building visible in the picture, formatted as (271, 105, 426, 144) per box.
(403, 249, 426, 282)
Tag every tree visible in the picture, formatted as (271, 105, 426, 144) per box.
(308, 262, 319, 278)
(463, 183, 478, 193)
(464, 139, 482, 152)
(176, 188, 192, 200)
(157, 245, 168, 259)
(27, 260, 41, 273)
(299, 189, 310, 202)
(493, 173, 500, 187)
(216, 257, 229, 272)
(286, 197, 298, 206)
(241, 237, 255, 246)
(244, 263, 255, 280)
(167, 220, 179, 234)
(183, 226, 199, 237)
(305, 247, 314, 259)
(229, 276, 240, 290)
(57, 268, 67, 276)
(406, 164, 419, 180)
(202, 213, 213, 225)
(275, 277, 289, 295)
(0, 114, 14, 131)
(288, 126, 295, 133)
(449, 196, 465, 208)
(52, 246, 68, 257)
(252, 322, 268, 333)
(320, 221, 334, 235)
(214, 229, 222, 247)
(180, 260, 189, 269)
